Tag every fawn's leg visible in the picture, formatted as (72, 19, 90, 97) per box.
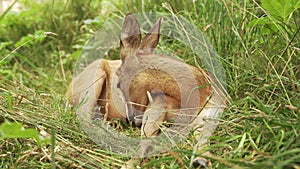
(191, 91, 226, 168)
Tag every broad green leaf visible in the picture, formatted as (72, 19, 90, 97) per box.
(0, 120, 51, 147)
(292, 0, 300, 10)
(262, 0, 300, 21)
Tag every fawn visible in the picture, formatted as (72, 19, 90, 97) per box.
(67, 14, 227, 168)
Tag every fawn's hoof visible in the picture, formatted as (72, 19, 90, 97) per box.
(192, 157, 210, 168)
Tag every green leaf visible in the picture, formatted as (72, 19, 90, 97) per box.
(0, 41, 13, 50)
(262, 0, 300, 22)
(248, 17, 278, 34)
(83, 16, 104, 26)
(14, 30, 47, 48)
(0, 120, 51, 147)
(291, 0, 300, 11)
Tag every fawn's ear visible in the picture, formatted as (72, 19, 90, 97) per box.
(139, 17, 162, 54)
(120, 14, 141, 61)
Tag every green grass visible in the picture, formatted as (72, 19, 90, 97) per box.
(1, 0, 299, 168)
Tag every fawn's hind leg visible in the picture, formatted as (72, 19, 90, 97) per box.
(191, 91, 226, 168)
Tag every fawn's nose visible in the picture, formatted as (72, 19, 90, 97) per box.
(116, 82, 120, 88)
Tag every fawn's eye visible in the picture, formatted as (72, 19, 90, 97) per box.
(116, 82, 120, 88)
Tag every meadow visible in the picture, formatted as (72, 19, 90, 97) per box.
(0, 0, 299, 168)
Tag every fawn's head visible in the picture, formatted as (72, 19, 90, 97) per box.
(118, 13, 161, 61)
